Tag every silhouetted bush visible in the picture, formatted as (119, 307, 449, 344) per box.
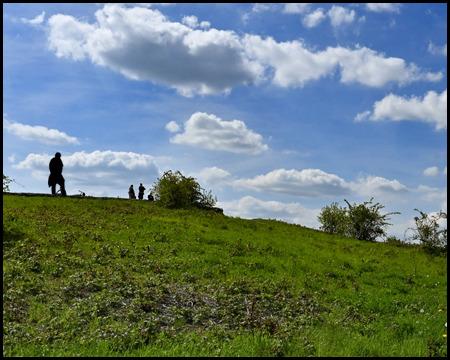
(151, 170, 217, 209)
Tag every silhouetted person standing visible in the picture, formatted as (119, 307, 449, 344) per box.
(48, 152, 66, 196)
(138, 183, 146, 200)
(128, 185, 136, 199)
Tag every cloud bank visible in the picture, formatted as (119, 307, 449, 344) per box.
(45, 4, 443, 97)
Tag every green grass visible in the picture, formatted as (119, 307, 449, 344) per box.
(3, 194, 447, 357)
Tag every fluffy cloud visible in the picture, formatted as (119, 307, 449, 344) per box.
(217, 196, 321, 228)
(170, 112, 269, 155)
(46, 4, 442, 96)
(243, 36, 442, 88)
(424, 166, 439, 177)
(47, 4, 264, 97)
(231, 168, 410, 200)
(350, 175, 409, 198)
(302, 8, 326, 28)
(13, 150, 160, 195)
(357, 89, 447, 130)
(165, 121, 181, 133)
(21, 11, 45, 25)
(181, 15, 198, 28)
(233, 168, 352, 197)
(3, 118, 80, 145)
(327, 5, 355, 28)
(365, 3, 401, 13)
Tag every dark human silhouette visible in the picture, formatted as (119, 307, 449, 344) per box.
(48, 152, 66, 196)
(148, 192, 154, 201)
(138, 183, 146, 200)
(128, 185, 136, 199)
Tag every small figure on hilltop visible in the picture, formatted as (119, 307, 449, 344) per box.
(128, 184, 136, 199)
(48, 152, 67, 196)
(148, 192, 154, 201)
(138, 183, 146, 200)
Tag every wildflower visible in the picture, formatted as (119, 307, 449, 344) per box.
(444, 335, 447, 338)
(420, 309, 424, 313)
(439, 309, 443, 312)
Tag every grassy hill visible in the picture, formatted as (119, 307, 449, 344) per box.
(3, 194, 447, 357)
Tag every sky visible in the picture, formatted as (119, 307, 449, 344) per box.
(3, 3, 447, 239)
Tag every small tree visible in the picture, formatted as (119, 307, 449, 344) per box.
(344, 198, 400, 242)
(406, 209, 447, 251)
(317, 198, 400, 242)
(151, 170, 217, 209)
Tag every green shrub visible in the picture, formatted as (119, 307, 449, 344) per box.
(406, 209, 447, 253)
(316, 202, 348, 235)
(151, 170, 217, 209)
(317, 198, 400, 242)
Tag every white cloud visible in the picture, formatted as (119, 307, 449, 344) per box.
(21, 11, 45, 25)
(365, 3, 401, 13)
(330, 46, 442, 87)
(424, 166, 439, 177)
(3, 118, 80, 145)
(47, 4, 265, 97)
(366, 89, 447, 130)
(231, 168, 410, 200)
(194, 166, 232, 188)
(46, 4, 442, 95)
(244, 37, 442, 88)
(233, 168, 352, 198)
(13, 150, 161, 193)
(8, 154, 16, 163)
(182, 15, 198, 28)
(217, 195, 321, 228)
(350, 175, 409, 198)
(170, 112, 269, 155)
(327, 6, 355, 28)
(199, 21, 211, 29)
(302, 8, 326, 28)
(428, 42, 447, 56)
(165, 121, 181, 133)
(444, 166, 447, 175)
(283, 3, 310, 14)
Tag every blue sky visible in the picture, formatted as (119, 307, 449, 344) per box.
(3, 3, 447, 238)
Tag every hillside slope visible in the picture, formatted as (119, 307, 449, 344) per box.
(3, 194, 447, 357)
